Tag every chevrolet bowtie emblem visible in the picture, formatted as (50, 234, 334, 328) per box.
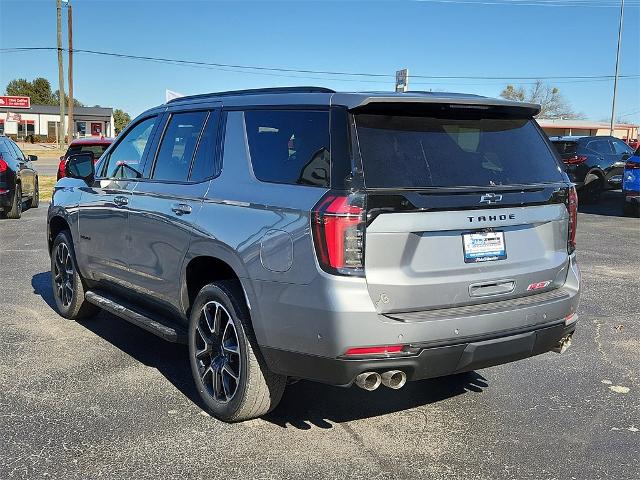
(479, 193, 503, 205)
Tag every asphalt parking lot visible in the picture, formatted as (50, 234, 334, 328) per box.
(1, 192, 638, 480)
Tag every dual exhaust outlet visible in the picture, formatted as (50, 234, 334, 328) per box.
(355, 370, 407, 391)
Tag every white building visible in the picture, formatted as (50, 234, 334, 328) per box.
(0, 104, 114, 141)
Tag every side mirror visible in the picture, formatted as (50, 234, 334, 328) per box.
(28, 155, 38, 162)
(65, 153, 95, 182)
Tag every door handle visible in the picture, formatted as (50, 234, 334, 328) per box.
(113, 196, 129, 207)
(171, 203, 192, 215)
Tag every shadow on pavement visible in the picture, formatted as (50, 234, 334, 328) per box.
(32, 271, 57, 310)
(31, 271, 488, 426)
(264, 372, 488, 429)
(578, 190, 627, 218)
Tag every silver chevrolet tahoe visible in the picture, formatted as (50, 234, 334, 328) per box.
(48, 87, 580, 422)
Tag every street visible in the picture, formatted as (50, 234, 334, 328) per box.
(0, 192, 638, 480)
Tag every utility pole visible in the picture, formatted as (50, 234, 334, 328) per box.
(67, 1, 74, 141)
(610, 0, 625, 136)
(56, 0, 66, 148)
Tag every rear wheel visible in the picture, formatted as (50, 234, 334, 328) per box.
(188, 281, 286, 422)
(28, 178, 39, 209)
(6, 184, 22, 219)
(51, 230, 99, 320)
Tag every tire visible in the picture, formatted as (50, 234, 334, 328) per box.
(188, 281, 286, 422)
(51, 230, 100, 320)
(623, 201, 640, 217)
(28, 178, 39, 209)
(6, 184, 22, 219)
(580, 174, 603, 204)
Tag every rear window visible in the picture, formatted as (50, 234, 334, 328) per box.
(67, 144, 109, 159)
(551, 141, 578, 157)
(245, 110, 330, 187)
(355, 114, 564, 188)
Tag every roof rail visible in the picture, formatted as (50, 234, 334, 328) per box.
(167, 86, 335, 104)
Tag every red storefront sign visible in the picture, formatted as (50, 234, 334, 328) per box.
(0, 96, 31, 109)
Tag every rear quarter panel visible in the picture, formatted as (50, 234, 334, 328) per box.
(186, 111, 327, 345)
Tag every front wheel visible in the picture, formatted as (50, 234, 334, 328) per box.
(188, 281, 286, 422)
(51, 230, 99, 320)
(580, 174, 603, 204)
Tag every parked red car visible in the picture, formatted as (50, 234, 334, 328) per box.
(57, 137, 114, 180)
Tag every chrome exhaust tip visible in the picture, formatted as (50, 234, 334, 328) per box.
(381, 370, 407, 390)
(552, 334, 573, 354)
(355, 372, 382, 391)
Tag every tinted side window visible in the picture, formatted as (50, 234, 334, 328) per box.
(9, 141, 25, 160)
(587, 140, 614, 155)
(153, 111, 207, 182)
(189, 112, 218, 182)
(245, 110, 330, 187)
(551, 141, 577, 157)
(612, 139, 633, 155)
(104, 117, 156, 179)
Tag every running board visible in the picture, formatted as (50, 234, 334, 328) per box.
(85, 290, 188, 344)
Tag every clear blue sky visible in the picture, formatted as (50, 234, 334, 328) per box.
(1, 0, 638, 122)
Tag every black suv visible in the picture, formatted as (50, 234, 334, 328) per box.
(550, 135, 634, 202)
(0, 135, 39, 219)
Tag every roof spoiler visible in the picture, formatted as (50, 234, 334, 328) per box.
(336, 94, 541, 117)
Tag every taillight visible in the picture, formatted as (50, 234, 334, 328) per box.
(564, 155, 588, 165)
(311, 191, 366, 276)
(567, 186, 578, 254)
(0, 153, 7, 173)
(625, 160, 640, 170)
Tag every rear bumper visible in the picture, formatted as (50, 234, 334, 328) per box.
(262, 319, 577, 386)
(0, 187, 13, 209)
(255, 255, 581, 384)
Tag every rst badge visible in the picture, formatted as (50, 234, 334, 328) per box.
(527, 281, 551, 291)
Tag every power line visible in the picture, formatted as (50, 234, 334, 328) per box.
(2, 47, 639, 83)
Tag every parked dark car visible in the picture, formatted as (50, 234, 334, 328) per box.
(623, 147, 640, 216)
(48, 88, 580, 422)
(0, 135, 39, 219)
(57, 136, 114, 180)
(550, 135, 634, 202)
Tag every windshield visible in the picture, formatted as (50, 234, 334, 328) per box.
(355, 114, 564, 188)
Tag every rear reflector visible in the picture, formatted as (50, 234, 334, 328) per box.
(344, 345, 406, 356)
(565, 313, 577, 325)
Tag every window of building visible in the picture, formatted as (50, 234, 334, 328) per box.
(0, 120, 4, 135)
(152, 111, 208, 182)
(244, 110, 330, 187)
(76, 122, 87, 137)
(48, 121, 60, 140)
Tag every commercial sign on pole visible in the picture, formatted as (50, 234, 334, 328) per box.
(395, 69, 409, 93)
(0, 96, 31, 109)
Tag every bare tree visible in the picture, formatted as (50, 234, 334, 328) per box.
(500, 80, 584, 119)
